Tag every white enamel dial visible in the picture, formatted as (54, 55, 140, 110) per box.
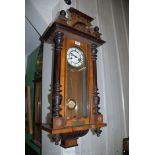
(67, 47, 84, 68)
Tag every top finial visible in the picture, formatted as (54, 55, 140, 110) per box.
(64, 0, 71, 5)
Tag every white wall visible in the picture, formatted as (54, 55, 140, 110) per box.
(96, 0, 129, 154)
(26, 0, 128, 155)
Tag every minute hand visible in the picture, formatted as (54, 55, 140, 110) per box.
(71, 53, 78, 58)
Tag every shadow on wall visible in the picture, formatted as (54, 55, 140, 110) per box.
(45, 44, 55, 125)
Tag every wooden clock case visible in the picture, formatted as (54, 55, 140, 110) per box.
(41, 7, 107, 148)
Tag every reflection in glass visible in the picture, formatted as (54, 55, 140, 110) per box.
(66, 48, 89, 121)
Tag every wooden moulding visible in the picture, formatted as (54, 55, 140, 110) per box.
(40, 7, 106, 46)
(91, 123, 107, 129)
(41, 22, 105, 47)
(52, 128, 73, 135)
(90, 114, 107, 128)
(42, 124, 90, 134)
(60, 129, 89, 148)
(91, 114, 104, 124)
(52, 117, 64, 129)
(72, 125, 90, 132)
(61, 139, 78, 148)
(68, 7, 94, 22)
(42, 123, 107, 135)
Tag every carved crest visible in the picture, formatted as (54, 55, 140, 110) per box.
(55, 7, 102, 39)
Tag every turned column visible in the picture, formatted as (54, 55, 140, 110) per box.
(52, 31, 64, 117)
(91, 43, 103, 137)
(91, 44, 101, 115)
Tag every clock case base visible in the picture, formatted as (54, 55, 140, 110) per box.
(42, 121, 107, 148)
(60, 139, 78, 148)
(42, 123, 106, 148)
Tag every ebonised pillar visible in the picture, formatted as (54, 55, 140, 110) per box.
(52, 31, 64, 117)
(91, 44, 101, 115)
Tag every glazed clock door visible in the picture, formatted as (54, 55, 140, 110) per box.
(65, 39, 90, 127)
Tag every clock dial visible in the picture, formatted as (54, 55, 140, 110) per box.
(67, 47, 84, 68)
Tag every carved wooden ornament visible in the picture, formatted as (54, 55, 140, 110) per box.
(41, 7, 107, 148)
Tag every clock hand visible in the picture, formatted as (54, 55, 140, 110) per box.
(78, 58, 82, 62)
(71, 53, 78, 59)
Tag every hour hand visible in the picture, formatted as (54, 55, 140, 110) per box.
(70, 53, 77, 58)
(78, 58, 82, 62)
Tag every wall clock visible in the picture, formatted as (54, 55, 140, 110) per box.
(41, 7, 107, 148)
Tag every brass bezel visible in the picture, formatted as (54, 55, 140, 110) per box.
(66, 98, 76, 110)
(67, 46, 85, 69)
